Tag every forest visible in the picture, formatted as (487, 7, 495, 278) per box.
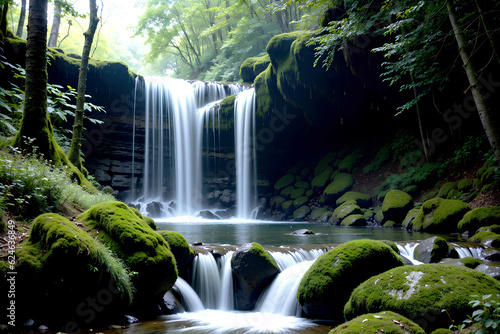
(1, 0, 500, 333)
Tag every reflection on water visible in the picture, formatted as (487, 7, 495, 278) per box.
(155, 219, 438, 246)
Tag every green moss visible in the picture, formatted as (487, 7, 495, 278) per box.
(338, 153, 358, 173)
(310, 207, 329, 221)
(239, 54, 271, 82)
(158, 230, 194, 271)
(282, 200, 295, 215)
(383, 220, 397, 228)
(364, 209, 374, 220)
(481, 183, 495, 193)
(329, 311, 425, 334)
(314, 152, 337, 175)
(336, 191, 372, 208)
(413, 236, 449, 263)
(478, 224, 500, 234)
(254, 63, 283, 116)
(291, 188, 306, 199)
(458, 178, 474, 192)
(78, 201, 178, 310)
(306, 189, 313, 197)
(382, 190, 414, 222)
(430, 329, 454, 334)
(323, 173, 355, 203)
(344, 264, 500, 332)
(412, 198, 470, 233)
(297, 239, 404, 320)
(219, 95, 237, 130)
(363, 145, 392, 174)
(280, 185, 295, 198)
(294, 205, 311, 221)
(468, 231, 500, 247)
(16, 213, 133, 323)
(402, 209, 420, 230)
(143, 216, 157, 230)
(437, 181, 458, 198)
(341, 214, 367, 226)
(381, 240, 400, 254)
(330, 203, 362, 225)
(293, 196, 309, 208)
(248, 242, 278, 270)
(271, 196, 286, 209)
(312, 167, 334, 191)
(295, 180, 310, 189)
(457, 206, 500, 236)
(441, 256, 482, 269)
(274, 174, 295, 191)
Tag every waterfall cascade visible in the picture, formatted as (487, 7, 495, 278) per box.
(132, 77, 255, 218)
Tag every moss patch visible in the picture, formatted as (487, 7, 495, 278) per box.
(297, 239, 404, 320)
(274, 174, 295, 192)
(323, 173, 355, 203)
(382, 190, 414, 224)
(458, 206, 500, 236)
(329, 202, 362, 225)
(294, 205, 311, 221)
(341, 214, 367, 226)
(336, 191, 372, 208)
(239, 54, 271, 82)
(158, 230, 194, 272)
(329, 311, 425, 334)
(413, 236, 451, 263)
(412, 198, 470, 233)
(344, 264, 500, 332)
(312, 167, 334, 192)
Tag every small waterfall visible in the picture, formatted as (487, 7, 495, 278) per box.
(270, 249, 326, 271)
(234, 88, 257, 218)
(173, 277, 205, 312)
(191, 253, 221, 309)
(218, 251, 234, 311)
(256, 260, 315, 316)
(397, 242, 485, 264)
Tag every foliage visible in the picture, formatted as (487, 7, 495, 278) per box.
(446, 135, 488, 167)
(461, 294, 500, 333)
(0, 148, 115, 219)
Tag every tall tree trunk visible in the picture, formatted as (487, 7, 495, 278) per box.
(67, 0, 99, 171)
(48, 0, 61, 47)
(447, 1, 500, 162)
(16, 0, 26, 38)
(0, 2, 8, 38)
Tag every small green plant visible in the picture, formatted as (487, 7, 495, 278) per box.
(447, 135, 487, 167)
(391, 129, 418, 163)
(462, 294, 500, 333)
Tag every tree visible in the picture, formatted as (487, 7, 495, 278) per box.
(47, 0, 84, 47)
(16, 0, 25, 38)
(67, 0, 99, 171)
(10, 0, 94, 190)
(0, 0, 8, 38)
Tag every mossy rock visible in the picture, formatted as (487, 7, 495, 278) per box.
(374, 209, 385, 224)
(158, 230, 194, 274)
(468, 231, 500, 247)
(383, 220, 398, 228)
(344, 264, 500, 332)
(306, 189, 314, 197)
(16, 213, 133, 326)
(412, 198, 470, 233)
(382, 190, 414, 224)
(381, 240, 400, 254)
(329, 311, 425, 334)
(364, 209, 374, 220)
(281, 200, 295, 215)
(402, 209, 419, 230)
(338, 153, 358, 173)
(323, 173, 355, 203)
(78, 201, 178, 313)
(439, 256, 482, 269)
(413, 237, 455, 264)
(480, 166, 498, 186)
(239, 54, 271, 82)
(297, 239, 404, 320)
(329, 203, 362, 225)
(274, 174, 295, 192)
(310, 207, 329, 221)
(458, 206, 500, 237)
(477, 224, 500, 234)
(341, 214, 367, 227)
(312, 167, 334, 192)
(457, 178, 474, 192)
(376, 189, 391, 202)
(437, 181, 458, 198)
(430, 329, 454, 334)
(271, 196, 286, 209)
(474, 263, 500, 280)
(293, 196, 309, 209)
(231, 242, 279, 310)
(363, 145, 392, 175)
(290, 187, 306, 199)
(144, 216, 157, 230)
(336, 191, 372, 208)
(314, 153, 337, 175)
(294, 205, 311, 221)
(280, 185, 295, 198)
(481, 183, 495, 194)
(295, 180, 310, 189)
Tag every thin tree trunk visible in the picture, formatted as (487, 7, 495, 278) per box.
(48, 1, 61, 47)
(67, 0, 99, 171)
(57, 21, 71, 47)
(16, 0, 26, 38)
(447, 1, 500, 162)
(0, 2, 8, 38)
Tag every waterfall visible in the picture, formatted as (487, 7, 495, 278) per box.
(218, 251, 234, 311)
(135, 78, 250, 217)
(173, 277, 205, 312)
(397, 242, 485, 264)
(269, 249, 326, 271)
(234, 88, 257, 218)
(191, 253, 222, 309)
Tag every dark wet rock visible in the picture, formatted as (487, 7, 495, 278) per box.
(146, 201, 164, 218)
(292, 229, 314, 235)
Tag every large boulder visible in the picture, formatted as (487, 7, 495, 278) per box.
(344, 264, 500, 332)
(458, 206, 500, 237)
(323, 173, 355, 203)
(296, 239, 404, 320)
(329, 311, 425, 334)
(341, 214, 367, 226)
(382, 190, 414, 224)
(312, 167, 334, 192)
(411, 198, 470, 233)
(78, 201, 178, 315)
(274, 174, 295, 192)
(231, 242, 279, 310)
(336, 191, 372, 208)
(413, 237, 457, 264)
(329, 202, 362, 225)
(158, 230, 195, 277)
(16, 213, 134, 327)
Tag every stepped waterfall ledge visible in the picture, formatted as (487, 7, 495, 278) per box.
(130, 77, 259, 218)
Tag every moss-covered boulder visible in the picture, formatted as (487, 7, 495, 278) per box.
(336, 191, 372, 208)
(274, 174, 295, 192)
(474, 263, 500, 280)
(468, 231, 500, 247)
(280, 185, 295, 198)
(294, 205, 311, 220)
(341, 214, 367, 227)
(314, 152, 337, 175)
(231, 242, 279, 310)
(271, 196, 286, 209)
(382, 190, 414, 224)
(282, 200, 295, 215)
(329, 202, 362, 225)
(437, 182, 458, 199)
(363, 145, 392, 174)
(338, 153, 359, 173)
(458, 206, 500, 237)
(344, 264, 500, 332)
(295, 180, 310, 189)
(78, 201, 178, 314)
(458, 178, 474, 192)
(440, 256, 482, 269)
(312, 167, 334, 192)
(297, 239, 405, 320)
(310, 207, 329, 221)
(402, 209, 419, 230)
(239, 54, 271, 82)
(158, 230, 194, 276)
(16, 213, 133, 326)
(413, 237, 457, 264)
(291, 188, 306, 199)
(293, 196, 309, 209)
(412, 198, 470, 233)
(329, 311, 425, 334)
(323, 173, 355, 203)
